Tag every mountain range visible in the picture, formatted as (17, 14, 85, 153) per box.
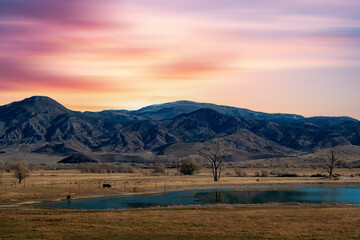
(0, 96, 359, 162)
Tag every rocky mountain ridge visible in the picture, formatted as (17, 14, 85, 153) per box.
(0, 96, 359, 160)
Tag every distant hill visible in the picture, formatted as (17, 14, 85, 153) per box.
(119, 100, 358, 126)
(252, 121, 360, 151)
(32, 143, 79, 156)
(0, 96, 359, 162)
(58, 153, 98, 164)
(304, 116, 358, 126)
(158, 129, 299, 160)
(120, 100, 306, 123)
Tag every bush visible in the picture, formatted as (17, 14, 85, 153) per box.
(13, 160, 30, 183)
(179, 157, 200, 175)
(270, 170, 283, 176)
(124, 166, 136, 173)
(277, 173, 299, 177)
(0, 160, 4, 178)
(77, 163, 137, 174)
(332, 173, 341, 178)
(310, 173, 327, 178)
(153, 165, 166, 175)
(254, 171, 260, 177)
(261, 170, 269, 177)
(234, 168, 247, 177)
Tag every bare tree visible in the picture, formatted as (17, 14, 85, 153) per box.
(14, 160, 30, 183)
(197, 140, 230, 181)
(318, 147, 341, 179)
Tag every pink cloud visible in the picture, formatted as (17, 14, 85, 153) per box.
(0, 0, 359, 119)
(155, 59, 237, 80)
(0, 0, 108, 28)
(0, 58, 128, 93)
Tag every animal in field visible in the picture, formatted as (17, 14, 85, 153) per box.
(103, 183, 112, 188)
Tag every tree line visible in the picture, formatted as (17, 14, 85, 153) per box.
(0, 144, 347, 183)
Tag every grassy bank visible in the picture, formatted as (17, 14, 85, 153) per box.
(1, 168, 360, 204)
(1, 206, 360, 239)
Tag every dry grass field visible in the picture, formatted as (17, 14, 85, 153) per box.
(1, 168, 360, 240)
(1, 168, 360, 204)
(1, 206, 360, 240)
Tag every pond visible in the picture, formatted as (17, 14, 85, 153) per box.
(37, 185, 360, 210)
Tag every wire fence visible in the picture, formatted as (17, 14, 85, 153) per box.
(0, 179, 175, 194)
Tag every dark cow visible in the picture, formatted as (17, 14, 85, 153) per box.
(103, 183, 112, 188)
(66, 195, 71, 201)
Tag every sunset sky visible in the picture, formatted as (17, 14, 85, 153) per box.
(0, 0, 359, 119)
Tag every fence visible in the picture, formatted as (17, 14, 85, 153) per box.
(0, 179, 175, 194)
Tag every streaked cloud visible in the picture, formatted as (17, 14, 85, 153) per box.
(0, 0, 359, 118)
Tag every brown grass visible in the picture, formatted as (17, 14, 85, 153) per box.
(0, 168, 360, 204)
(1, 168, 359, 240)
(0, 206, 360, 239)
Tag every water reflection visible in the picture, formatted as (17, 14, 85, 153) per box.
(195, 191, 228, 203)
(195, 190, 305, 204)
(37, 186, 360, 210)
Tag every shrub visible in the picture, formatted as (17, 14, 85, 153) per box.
(13, 160, 30, 183)
(310, 173, 327, 178)
(153, 165, 166, 175)
(124, 166, 136, 173)
(270, 170, 283, 176)
(179, 157, 200, 175)
(0, 160, 4, 178)
(77, 163, 137, 174)
(234, 168, 247, 177)
(261, 170, 269, 177)
(254, 171, 261, 177)
(332, 173, 341, 178)
(278, 173, 299, 177)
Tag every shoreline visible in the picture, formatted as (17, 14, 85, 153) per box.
(6, 181, 359, 211)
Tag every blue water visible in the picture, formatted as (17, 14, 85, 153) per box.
(37, 186, 360, 210)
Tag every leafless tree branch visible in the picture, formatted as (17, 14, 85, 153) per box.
(318, 147, 341, 179)
(197, 139, 230, 181)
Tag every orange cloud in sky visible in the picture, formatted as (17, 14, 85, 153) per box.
(0, 0, 359, 119)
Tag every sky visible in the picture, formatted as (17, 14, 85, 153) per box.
(0, 0, 359, 119)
